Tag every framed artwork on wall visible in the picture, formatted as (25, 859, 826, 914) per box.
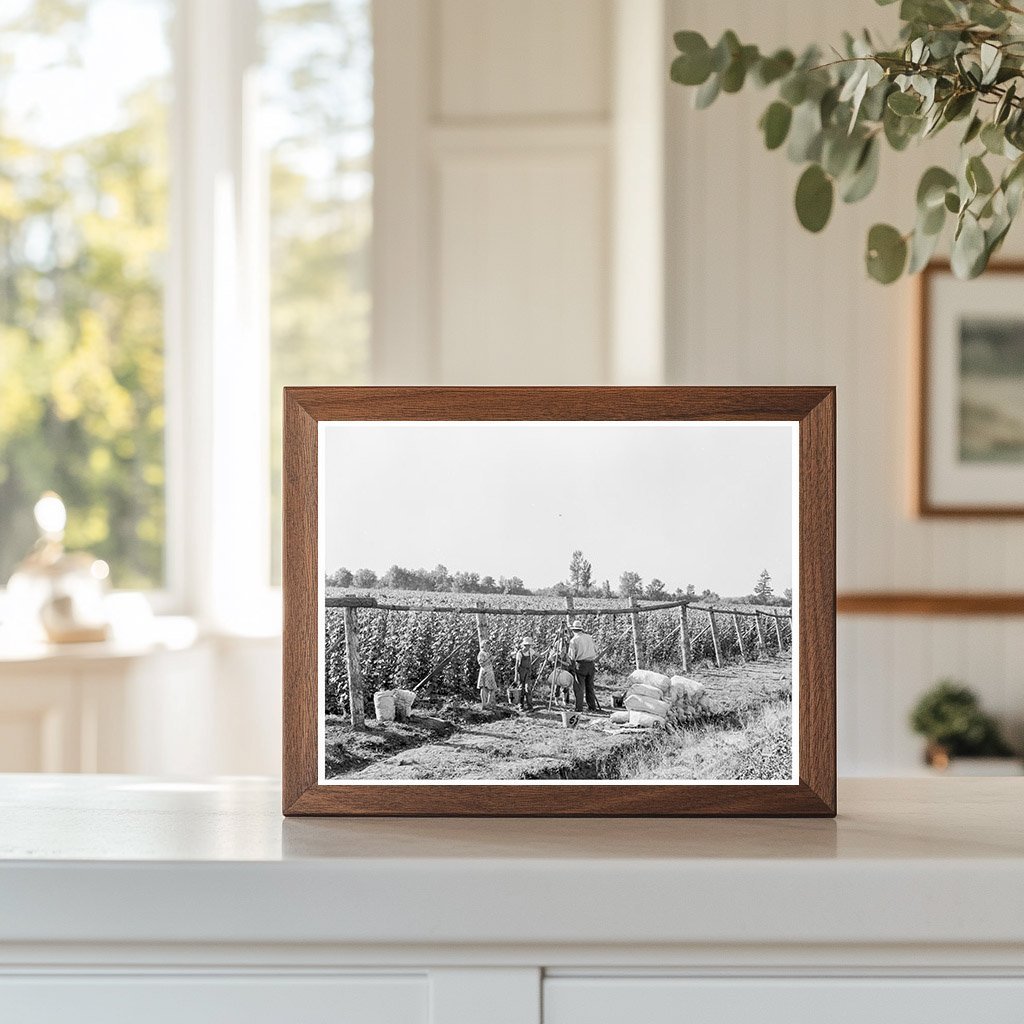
(917, 261, 1024, 517)
(282, 387, 836, 817)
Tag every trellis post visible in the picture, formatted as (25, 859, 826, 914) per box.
(678, 604, 692, 673)
(773, 611, 785, 650)
(342, 606, 365, 727)
(629, 596, 642, 670)
(732, 611, 747, 661)
(474, 604, 489, 646)
(754, 610, 767, 653)
(707, 607, 723, 668)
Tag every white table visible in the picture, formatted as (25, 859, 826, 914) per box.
(1, 776, 1022, 1023)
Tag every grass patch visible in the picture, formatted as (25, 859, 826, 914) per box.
(616, 698, 793, 781)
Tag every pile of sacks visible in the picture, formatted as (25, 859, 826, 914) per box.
(372, 687, 417, 723)
(608, 669, 707, 730)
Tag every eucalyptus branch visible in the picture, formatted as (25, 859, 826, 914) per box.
(670, 0, 1024, 283)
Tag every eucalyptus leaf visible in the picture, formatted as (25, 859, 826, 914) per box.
(951, 211, 986, 278)
(779, 73, 807, 106)
(967, 154, 995, 195)
(671, 50, 712, 87)
(980, 42, 1002, 86)
(866, 223, 908, 283)
(754, 49, 795, 87)
(710, 31, 740, 73)
(942, 91, 974, 122)
(760, 101, 793, 150)
(996, 82, 1017, 124)
(917, 166, 957, 210)
(822, 128, 863, 178)
(908, 221, 942, 273)
(970, 2, 1009, 29)
(888, 90, 921, 115)
(842, 137, 880, 203)
(962, 115, 983, 145)
(981, 121, 1005, 155)
(787, 101, 823, 162)
(721, 45, 759, 94)
(694, 73, 721, 109)
(795, 164, 834, 232)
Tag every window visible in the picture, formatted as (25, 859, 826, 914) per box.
(262, 0, 373, 580)
(0, 0, 373, 614)
(0, 0, 172, 589)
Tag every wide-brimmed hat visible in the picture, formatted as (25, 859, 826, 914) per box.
(569, 620, 588, 631)
(519, 637, 534, 647)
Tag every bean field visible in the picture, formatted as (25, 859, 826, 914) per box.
(324, 588, 791, 715)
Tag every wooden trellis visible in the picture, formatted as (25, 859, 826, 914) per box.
(326, 594, 793, 726)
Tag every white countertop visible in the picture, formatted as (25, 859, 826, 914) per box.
(1, 776, 1022, 952)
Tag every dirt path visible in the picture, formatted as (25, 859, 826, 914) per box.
(327, 656, 792, 782)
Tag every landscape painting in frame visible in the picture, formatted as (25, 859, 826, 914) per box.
(317, 419, 799, 786)
(920, 262, 1024, 515)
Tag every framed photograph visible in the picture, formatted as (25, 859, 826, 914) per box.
(283, 387, 835, 816)
(917, 261, 1024, 516)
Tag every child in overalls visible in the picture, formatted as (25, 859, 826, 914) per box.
(477, 641, 497, 709)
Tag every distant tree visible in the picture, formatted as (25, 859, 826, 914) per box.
(452, 571, 480, 592)
(700, 587, 720, 601)
(479, 575, 498, 593)
(686, 583, 696, 598)
(552, 581, 571, 597)
(618, 571, 643, 598)
(600, 579, 613, 599)
(645, 578, 668, 600)
(754, 569, 774, 604)
(568, 549, 593, 594)
(381, 564, 420, 589)
(783, 587, 793, 604)
(353, 568, 378, 588)
(430, 564, 451, 590)
(326, 567, 353, 587)
(500, 575, 528, 595)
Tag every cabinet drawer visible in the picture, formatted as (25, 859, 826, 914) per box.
(544, 977, 1024, 1024)
(0, 974, 427, 1024)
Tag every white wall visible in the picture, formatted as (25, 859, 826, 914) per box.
(124, 0, 1022, 779)
(665, 0, 1024, 772)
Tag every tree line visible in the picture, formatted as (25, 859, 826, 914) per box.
(326, 552, 792, 606)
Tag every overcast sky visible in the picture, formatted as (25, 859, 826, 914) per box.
(321, 421, 795, 596)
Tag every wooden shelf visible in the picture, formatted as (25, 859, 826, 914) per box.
(838, 592, 1024, 616)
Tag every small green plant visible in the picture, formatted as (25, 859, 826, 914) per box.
(670, 0, 1024, 283)
(909, 679, 1014, 757)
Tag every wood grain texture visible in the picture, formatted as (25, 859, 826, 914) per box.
(282, 391, 319, 813)
(282, 387, 836, 817)
(838, 592, 1024, 616)
(915, 260, 1024, 518)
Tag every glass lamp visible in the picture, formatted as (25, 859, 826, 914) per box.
(5, 493, 111, 644)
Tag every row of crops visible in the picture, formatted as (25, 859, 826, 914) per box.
(324, 590, 792, 715)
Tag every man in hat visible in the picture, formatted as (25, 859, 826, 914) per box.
(511, 637, 537, 711)
(567, 620, 601, 712)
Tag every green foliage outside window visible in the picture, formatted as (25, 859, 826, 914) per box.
(0, 0, 170, 587)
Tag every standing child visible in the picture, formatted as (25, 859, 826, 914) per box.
(477, 641, 497, 710)
(511, 637, 537, 711)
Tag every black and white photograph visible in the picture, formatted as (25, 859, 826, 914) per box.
(318, 419, 798, 784)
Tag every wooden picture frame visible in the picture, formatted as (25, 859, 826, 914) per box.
(283, 387, 836, 817)
(916, 260, 1024, 517)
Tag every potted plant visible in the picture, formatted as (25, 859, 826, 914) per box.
(909, 680, 1019, 772)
